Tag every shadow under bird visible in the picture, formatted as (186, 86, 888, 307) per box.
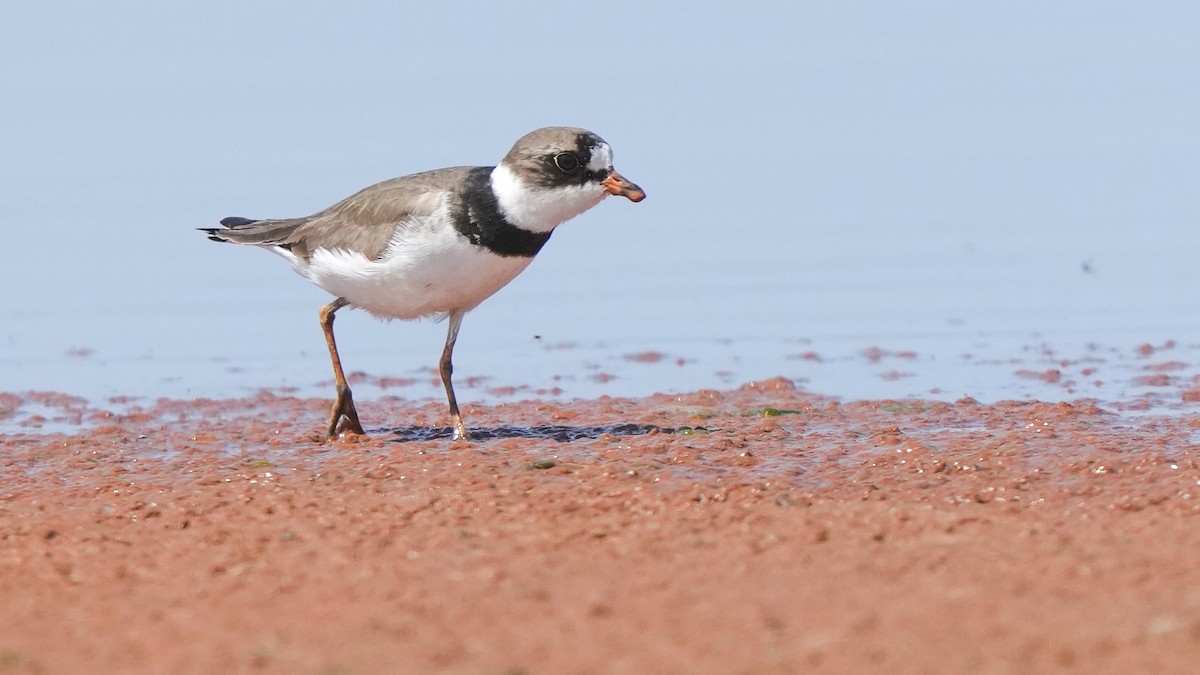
(200, 127, 645, 440)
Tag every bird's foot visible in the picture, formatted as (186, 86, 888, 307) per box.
(451, 415, 470, 441)
(326, 388, 366, 440)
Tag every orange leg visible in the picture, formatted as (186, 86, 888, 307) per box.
(320, 298, 365, 439)
(440, 310, 470, 440)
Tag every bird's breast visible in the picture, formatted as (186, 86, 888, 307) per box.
(295, 213, 537, 320)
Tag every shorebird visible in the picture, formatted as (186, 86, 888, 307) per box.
(201, 127, 645, 440)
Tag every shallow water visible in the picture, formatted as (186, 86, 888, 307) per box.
(2, 3, 1198, 430)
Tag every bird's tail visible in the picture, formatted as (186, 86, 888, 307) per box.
(199, 216, 307, 247)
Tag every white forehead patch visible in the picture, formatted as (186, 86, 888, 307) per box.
(587, 142, 613, 173)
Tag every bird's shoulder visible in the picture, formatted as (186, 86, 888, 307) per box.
(292, 166, 485, 260)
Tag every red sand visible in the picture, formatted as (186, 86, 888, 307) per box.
(3, 378, 1200, 673)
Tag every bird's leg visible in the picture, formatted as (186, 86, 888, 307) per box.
(320, 297, 366, 439)
(440, 310, 469, 440)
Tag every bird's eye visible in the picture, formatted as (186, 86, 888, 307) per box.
(553, 153, 580, 172)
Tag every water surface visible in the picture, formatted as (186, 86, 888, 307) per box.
(2, 2, 1198, 421)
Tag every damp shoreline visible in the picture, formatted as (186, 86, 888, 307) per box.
(3, 379, 1200, 672)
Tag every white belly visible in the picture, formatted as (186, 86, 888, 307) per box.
(292, 218, 536, 320)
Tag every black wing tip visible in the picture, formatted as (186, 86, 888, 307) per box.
(200, 217, 257, 243)
(197, 228, 229, 243)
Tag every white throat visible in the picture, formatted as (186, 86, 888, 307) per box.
(490, 163, 607, 234)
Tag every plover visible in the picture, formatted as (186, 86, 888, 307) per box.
(201, 127, 645, 440)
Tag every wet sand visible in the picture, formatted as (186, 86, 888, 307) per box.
(3, 378, 1200, 673)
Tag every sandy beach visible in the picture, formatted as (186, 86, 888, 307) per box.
(4, 378, 1200, 673)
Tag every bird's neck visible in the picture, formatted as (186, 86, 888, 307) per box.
(490, 164, 606, 234)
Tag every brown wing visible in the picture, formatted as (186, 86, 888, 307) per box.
(204, 166, 476, 261)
